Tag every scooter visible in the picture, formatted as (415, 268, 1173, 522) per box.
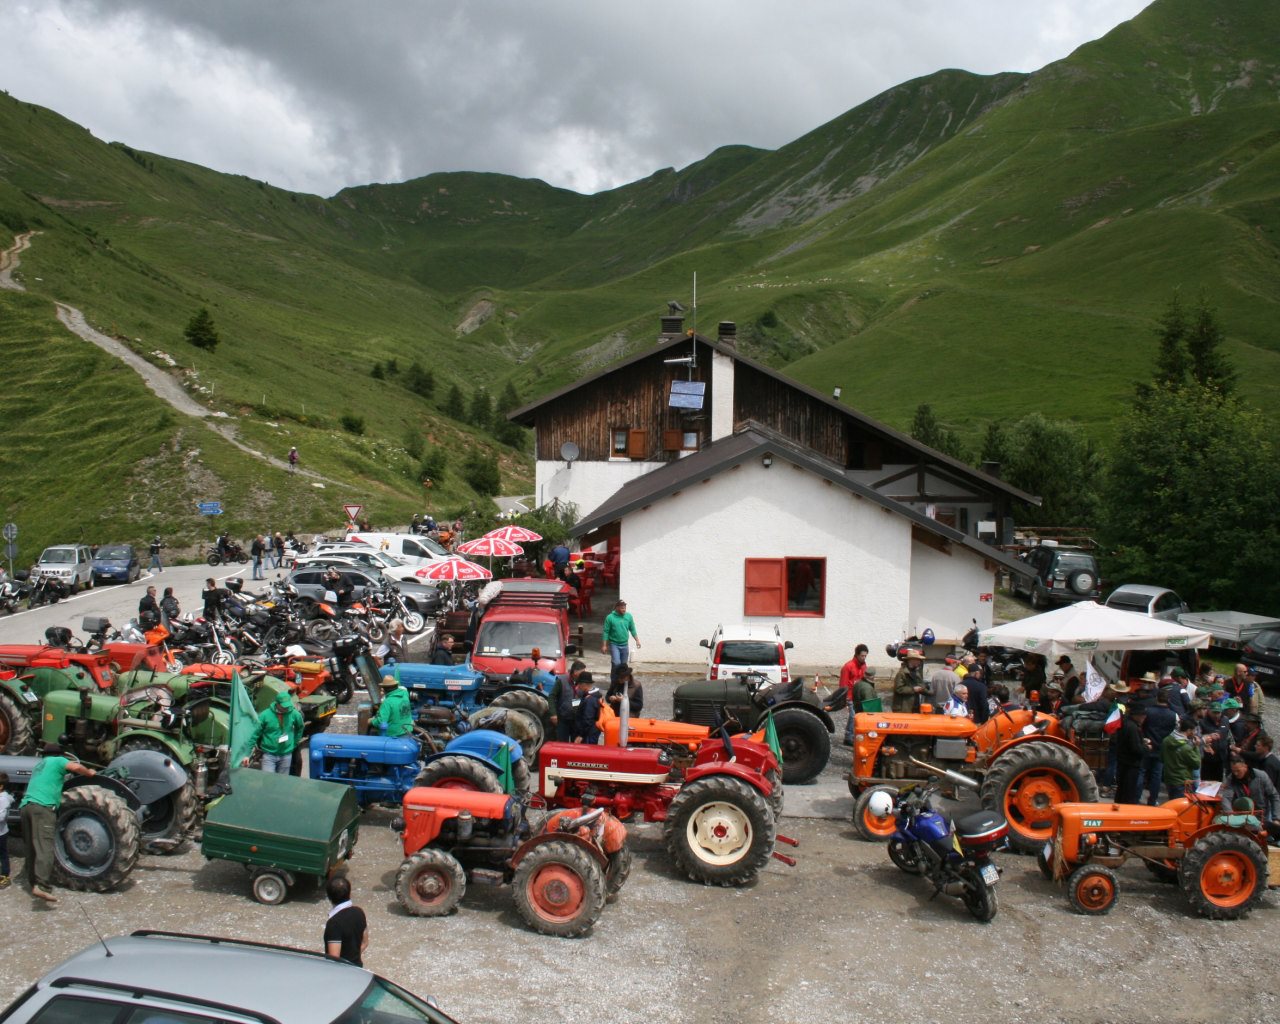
(872, 757, 1008, 921)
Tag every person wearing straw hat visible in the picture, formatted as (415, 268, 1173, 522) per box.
(372, 671, 413, 739)
(892, 649, 927, 713)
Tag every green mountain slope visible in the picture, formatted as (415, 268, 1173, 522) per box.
(1, 0, 1279, 558)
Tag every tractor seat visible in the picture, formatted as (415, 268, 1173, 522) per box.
(775, 680, 805, 702)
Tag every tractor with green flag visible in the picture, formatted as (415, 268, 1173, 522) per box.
(199, 673, 361, 905)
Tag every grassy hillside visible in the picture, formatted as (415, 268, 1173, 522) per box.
(1, 0, 1279, 553)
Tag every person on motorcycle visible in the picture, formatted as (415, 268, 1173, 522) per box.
(216, 532, 232, 562)
(372, 672, 413, 738)
(892, 649, 927, 713)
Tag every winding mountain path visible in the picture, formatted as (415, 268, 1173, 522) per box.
(2, 231, 336, 484)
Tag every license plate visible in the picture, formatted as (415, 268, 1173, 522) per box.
(980, 863, 999, 885)
(20, 690, 38, 703)
(1253, 664, 1273, 675)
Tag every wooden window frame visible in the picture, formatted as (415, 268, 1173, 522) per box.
(744, 556, 827, 618)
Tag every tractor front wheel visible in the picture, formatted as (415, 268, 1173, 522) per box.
(663, 775, 775, 886)
(771, 707, 830, 785)
(980, 741, 1098, 854)
(852, 785, 898, 842)
(397, 849, 466, 917)
(605, 846, 632, 903)
(52, 786, 140, 892)
(414, 755, 503, 793)
(1067, 864, 1119, 915)
(1179, 830, 1267, 920)
(512, 840, 605, 937)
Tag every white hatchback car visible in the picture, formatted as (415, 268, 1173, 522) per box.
(699, 623, 794, 685)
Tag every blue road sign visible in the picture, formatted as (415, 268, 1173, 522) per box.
(196, 501, 224, 515)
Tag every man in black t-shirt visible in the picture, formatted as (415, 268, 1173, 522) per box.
(323, 875, 367, 967)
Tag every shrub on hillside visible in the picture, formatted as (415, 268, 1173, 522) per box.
(183, 307, 220, 352)
(339, 413, 366, 435)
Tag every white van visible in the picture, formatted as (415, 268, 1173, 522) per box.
(344, 532, 452, 566)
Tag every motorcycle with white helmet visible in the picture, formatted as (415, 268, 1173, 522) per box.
(866, 757, 1009, 921)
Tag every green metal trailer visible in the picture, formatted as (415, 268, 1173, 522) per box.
(201, 768, 360, 905)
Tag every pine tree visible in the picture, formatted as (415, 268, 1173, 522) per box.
(1186, 292, 1235, 395)
(184, 307, 220, 352)
(468, 387, 493, 429)
(1153, 292, 1188, 386)
(445, 384, 466, 420)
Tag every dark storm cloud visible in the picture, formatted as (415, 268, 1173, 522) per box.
(2, 0, 1152, 195)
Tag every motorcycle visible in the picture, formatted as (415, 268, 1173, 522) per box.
(0, 575, 25, 614)
(27, 574, 67, 609)
(205, 541, 249, 566)
(873, 758, 1008, 922)
(369, 581, 426, 634)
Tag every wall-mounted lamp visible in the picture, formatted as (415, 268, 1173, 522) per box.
(832, 386, 842, 400)
(761, 454, 773, 468)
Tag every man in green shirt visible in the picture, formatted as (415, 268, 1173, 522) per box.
(19, 743, 96, 903)
(245, 692, 305, 774)
(373, 674, 414, 738)
(601, 599, 640, 686)
(1161, 717, 1202, 799)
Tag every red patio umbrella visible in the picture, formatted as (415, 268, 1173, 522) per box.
(457, 536, 525, 558)
(415, 558, 492, 581)
(484, 525, 543, 543)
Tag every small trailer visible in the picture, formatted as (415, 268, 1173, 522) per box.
(1176, 611, 1280, 652)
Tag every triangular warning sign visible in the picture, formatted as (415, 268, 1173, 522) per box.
(343, 503, 363, 521)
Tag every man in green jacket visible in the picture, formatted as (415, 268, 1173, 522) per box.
(601, 599, 640, 686)
(1161, 717, 1201, 800)
(245, 692, 305, 774)
(891, 649, 927, 713)
(19, 743, 97, 903)
(373, 674, 414, 738)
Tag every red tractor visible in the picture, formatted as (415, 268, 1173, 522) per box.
(392, 786, 627, 937)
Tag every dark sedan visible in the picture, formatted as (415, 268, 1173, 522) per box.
(1242, 629, 1280, 688)
(286, 564, 442, 617)
(91, 543, 141, 584)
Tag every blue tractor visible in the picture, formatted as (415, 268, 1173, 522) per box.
(309, 728, 528, 808)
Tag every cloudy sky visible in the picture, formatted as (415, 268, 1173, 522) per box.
(3, 0, 1152, 197)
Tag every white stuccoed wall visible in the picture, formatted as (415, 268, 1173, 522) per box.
(710, 349, 735, 441)
(536, 459, 660, 520)
(907, 538, 996, 639)
(618, 459, 919, 665)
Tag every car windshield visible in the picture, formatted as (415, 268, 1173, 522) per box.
(1107, 593, 1150, 611)
(476, 621, 562, 658)
(718, 641, 781, 666)
(417, 536, 449, 556)
(39, 548, 75, 563)
(96, 546, 131, 560)
(1253, 630, 1280, 648)
(331, 977, 457, 1024)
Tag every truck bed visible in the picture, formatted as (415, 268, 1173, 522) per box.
(1177, 611, 1280, 649)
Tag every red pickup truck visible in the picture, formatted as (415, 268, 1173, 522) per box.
(470, 579, 576, 679)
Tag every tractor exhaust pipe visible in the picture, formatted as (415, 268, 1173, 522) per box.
(619, 684, 630, 747)
(907, 756, 980, 791)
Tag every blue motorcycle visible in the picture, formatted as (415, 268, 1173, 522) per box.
(870, 760, 1008, 921)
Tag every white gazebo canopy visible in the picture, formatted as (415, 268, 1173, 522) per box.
(978, 601, 1211, 658)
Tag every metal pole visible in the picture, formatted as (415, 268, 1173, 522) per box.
(619, 682, 630, 747)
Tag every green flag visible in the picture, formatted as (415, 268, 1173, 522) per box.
(764, 710, 783, 765)
(494, 740, 515, 795)
(228, 671, 259, 770)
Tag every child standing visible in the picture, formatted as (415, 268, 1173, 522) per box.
(0, 771, 12, 887)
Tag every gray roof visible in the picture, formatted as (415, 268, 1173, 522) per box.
(572, 424, 1025, 575)
(509, 330, 1039, 507)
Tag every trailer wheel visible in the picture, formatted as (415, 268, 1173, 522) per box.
(0, 691, 36, 755)
(512, 840, 605, 937)
(488, 690, 550, 762)
(397, 850, 466, 917)
(1067, 864, 1118, 915)
(663, 775, 775, 886)
(415, 754, 502, 793)
(981, 740, 1098, 853)
(1179, 830, 1267, 920)
(852, 786, 898, 842)
(52, 786, 140, 892)
(251, 870, 289, 906)
(771, 707, 830, 785)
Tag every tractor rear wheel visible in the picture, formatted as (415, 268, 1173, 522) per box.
(414, 755, 503, 793)
(0, 692, 36, 755)
(980, 741, 1098, 854)
(771, 707, 830, 785)
(1179, 830, 1267, 920)
(51, 786, 140, 892)
(397, 849, 466, 917)
(488, 690, 550, 763)
(1067, 864, 1119, 915)
(663, 775, 775, 886)
(764, 767, 784, 820)
(513, 840, 606, 937)
(114, 738, 199, 854)
(512, 758, 533, 795)
(852, 785, 898, 842)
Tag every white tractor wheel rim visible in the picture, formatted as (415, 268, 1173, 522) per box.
(686, 801, 751, 865)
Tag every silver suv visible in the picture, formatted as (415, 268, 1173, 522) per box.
(0, 930, 456, 1023)
(34, 544, 94, 592)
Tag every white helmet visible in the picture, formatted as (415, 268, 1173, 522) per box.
(866, 789, 895, 819)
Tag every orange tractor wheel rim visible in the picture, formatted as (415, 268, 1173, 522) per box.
(527, 864, 586, 922)
(1075, 872, 1115, 911)
(1004, 770, 1078, 838)
(1200, 851, 1256, 907)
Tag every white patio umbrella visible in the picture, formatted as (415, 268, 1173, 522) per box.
(979, 601, 1211, 658)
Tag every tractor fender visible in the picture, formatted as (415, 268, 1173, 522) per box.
(683, 759, 772, 798)
(767, 700, 835, 733)
(985, 732, 1080, 765)
(65, 772, 143, 813)
(510, 829, 608, 872)
(494, 681, 552, 699)
(442, 728, 524, 766)
(101, 748, 191, 808)
(112, 729, 193, 768)
(1184, 822, 1270, 853)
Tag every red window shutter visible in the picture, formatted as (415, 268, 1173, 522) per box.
(627, 429, 647, 459)
(744, 558, 784, 616)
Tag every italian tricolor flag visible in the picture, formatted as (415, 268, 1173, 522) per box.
(1103, 703, 1124, 735)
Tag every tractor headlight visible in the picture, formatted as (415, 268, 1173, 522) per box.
(390, 816, 405, 833)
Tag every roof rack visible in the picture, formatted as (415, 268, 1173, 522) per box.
(130, 930, 331, 961)
(49, 977, 282, 1024)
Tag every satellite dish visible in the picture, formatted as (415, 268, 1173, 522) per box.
(560, 441, 580, 464)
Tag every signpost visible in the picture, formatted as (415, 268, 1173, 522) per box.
(196, 501, 224, 516)
(3, 523, 16, 577)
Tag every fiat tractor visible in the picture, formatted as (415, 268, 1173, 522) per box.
(391, 786, 628, 936)
(849, 705, 1101, 853)
(1044, 788, 1277, 919)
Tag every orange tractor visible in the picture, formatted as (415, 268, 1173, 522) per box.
(1044, 789, 1276, 919)
(849, 706, 1102, 853)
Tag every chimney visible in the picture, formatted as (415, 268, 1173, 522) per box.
(980, 461, 1002, 479)
(660, 315, 685, 337)
(717, 321, 736, 349)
